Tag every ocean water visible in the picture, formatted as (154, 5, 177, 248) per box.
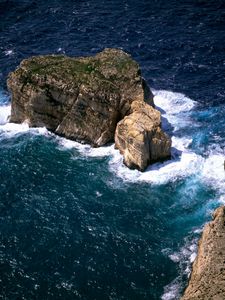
(0, 1, 225, 299)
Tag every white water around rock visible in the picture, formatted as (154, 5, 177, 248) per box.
(1, 88, 225, 300)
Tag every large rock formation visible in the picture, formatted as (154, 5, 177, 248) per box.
(115, 101, 171, 171)
(181, 206, 225, 300)
(7, 48, 171, 170)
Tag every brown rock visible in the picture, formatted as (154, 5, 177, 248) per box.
(7, 48, 171, 170)
(181, 206, 225, 300)
(115, 101, 171, 171)
(8, 48, 153, 146)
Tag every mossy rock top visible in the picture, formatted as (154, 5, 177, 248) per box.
(13, 48, 141, 91)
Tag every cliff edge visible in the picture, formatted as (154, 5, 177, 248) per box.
(181, 206, 225, 300)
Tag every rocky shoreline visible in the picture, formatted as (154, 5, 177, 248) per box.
(181, 206, 225, 300)
(7, 48, 171, 171)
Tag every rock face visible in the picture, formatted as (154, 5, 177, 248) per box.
(115, 101, 171, 171)
(181, 206, 225, 300)
(8, 48, 171, 170)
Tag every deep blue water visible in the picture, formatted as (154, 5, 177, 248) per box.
(0, 1, 225, 299)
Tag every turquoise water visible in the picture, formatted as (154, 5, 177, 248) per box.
(1, 1, 225, 299)
(1, 88, 224, 299)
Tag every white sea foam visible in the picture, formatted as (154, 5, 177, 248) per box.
(0, 101, 50, 137)
(0, 106, 49, 138)
(171, 136, 192, 152)
(153, 90, 196, 114)
(109, 91, 225, 188)
(161, 283, 180, 300)
(58, 138, 115, 157)
(201, 154, 225, 192)
(0, 104, 11, 125)
(0, 122, 50, 138)
(105, 90, 202, 184)
(153, 89, 196, 131)
(108, 147, 203, 185)
(0, 122, 29, 134)
(190, 252, 197, 263)
(161, 232, 200, 300)
(56, 90, 204, 185)
(95, 191, 103, 197)
(4, 49, 14, 56)
(1, 90, 224, 192)
(168, 238, 198, 269)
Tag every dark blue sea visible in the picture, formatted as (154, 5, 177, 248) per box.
(0, 1, 225, 299)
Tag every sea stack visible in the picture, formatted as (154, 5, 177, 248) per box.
(7, 48, 171, 171)
(181, 206, 225, 300)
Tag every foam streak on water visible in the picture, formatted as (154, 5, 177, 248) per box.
(161, 228, 201, 300)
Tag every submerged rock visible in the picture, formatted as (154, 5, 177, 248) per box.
(181, 206, 225, 300)
(8, 48, 171, 170)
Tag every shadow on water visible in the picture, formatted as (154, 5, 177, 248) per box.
(155, 105, 166, 115)
(161, 115, 174, 134)
(155, 105, 174, 134)
(145, 147, 182, 173)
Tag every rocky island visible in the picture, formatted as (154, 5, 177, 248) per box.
(7, 48, 171, 171)
(181, 206, 225, 300)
